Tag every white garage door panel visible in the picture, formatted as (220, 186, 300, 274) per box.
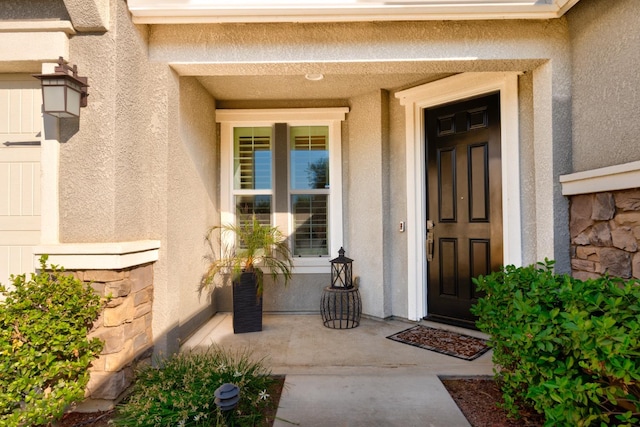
(0, 80, 40, 135)
(0, 216, 40, 230)
(0, 246, 35, 286)
(0, 157, 40, 216)
(0, 76, 42, 286)
(0, 230, 40, 245)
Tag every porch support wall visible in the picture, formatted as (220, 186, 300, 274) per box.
(346, 90, 390, 319)
(50, 0, 218, 358)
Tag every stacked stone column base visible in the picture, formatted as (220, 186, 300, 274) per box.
(569, 189, 640, 280)
(68, 262, 154, 411)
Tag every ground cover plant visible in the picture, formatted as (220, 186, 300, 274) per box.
(0, 256, 106, 427)
(114, 346, 279, 427)
(472, 260, 640, 426)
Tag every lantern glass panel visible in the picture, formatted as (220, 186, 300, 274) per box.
(42, 85, 65, 113)
(66, 87, 81, 117)
(331, 262, 352, 289)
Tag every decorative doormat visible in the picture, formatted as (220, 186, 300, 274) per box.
(386, 325, 490, 361)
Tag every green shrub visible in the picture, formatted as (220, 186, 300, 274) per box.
(0, 256, 106, 427)
(114, 346, 278, 427)
(472, 260, 640, 426)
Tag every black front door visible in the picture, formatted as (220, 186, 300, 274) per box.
(425, 92, 503, 327)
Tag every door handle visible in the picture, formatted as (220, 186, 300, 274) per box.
(426, 220, 435, 262)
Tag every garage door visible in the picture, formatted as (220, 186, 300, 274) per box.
(0, 76, 42, 286)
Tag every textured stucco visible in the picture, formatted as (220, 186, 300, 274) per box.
(388, 91, 409, 318)
(518, 72, 538, 266)
(0, 0, 70, 20)
(346, 90, 387, 319)
(567, 0, 640, 172)
(63, 0, 110, 32)
(169, 76, 217, 350)
(56, 0, 218, 355)
(149, 20, 567, 68)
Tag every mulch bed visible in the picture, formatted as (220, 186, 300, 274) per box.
(441, 378, 545, 427)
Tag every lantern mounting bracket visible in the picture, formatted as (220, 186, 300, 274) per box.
(52, 56, 89, 107)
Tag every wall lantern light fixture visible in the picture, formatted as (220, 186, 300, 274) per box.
(33, 57, 89, 118)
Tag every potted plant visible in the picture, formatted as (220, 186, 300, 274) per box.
(200, 215, 294, 333)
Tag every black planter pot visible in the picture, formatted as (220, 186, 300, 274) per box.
(232, 271, 263, 333)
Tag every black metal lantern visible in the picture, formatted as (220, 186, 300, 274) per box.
(322, 247, 360, 329)
(330, 247, 353, 289)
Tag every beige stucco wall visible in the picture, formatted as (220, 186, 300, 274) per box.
(0, 0, 70, 20)
(54, 1, 217, 355)
(567, 0, 640, 172)
(346, 90, 388, 318)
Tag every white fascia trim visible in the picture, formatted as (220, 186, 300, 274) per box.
(33, 240, 161, 270)
(560, 161, 640, 196)
(396, 71, 521, 321)
(128, 0, 580, 23)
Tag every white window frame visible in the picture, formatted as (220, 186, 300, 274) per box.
(217, 108, 349, 273)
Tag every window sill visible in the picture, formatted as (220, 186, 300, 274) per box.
(292, 257, 331, 274)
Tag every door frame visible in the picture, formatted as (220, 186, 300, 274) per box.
(396, 72, 522, 321)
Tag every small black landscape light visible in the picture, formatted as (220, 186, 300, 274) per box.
(33, 56, 89, 118)
(214, 383, 240, 412)
(330, 247, 353, 289)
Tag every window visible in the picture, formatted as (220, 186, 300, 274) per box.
(233, 127, 272, 225)
(217, 108, 349, 273)
(290, 126, 329, 256)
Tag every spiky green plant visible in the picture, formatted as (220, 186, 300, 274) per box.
(114, 346, 278, 427)
(200, 215, 294, 297)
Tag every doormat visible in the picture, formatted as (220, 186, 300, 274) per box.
(386, 325, 489, 361)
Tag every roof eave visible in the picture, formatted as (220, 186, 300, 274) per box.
(128, 0, 582, 24)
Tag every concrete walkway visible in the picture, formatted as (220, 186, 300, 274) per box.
(182, 313, 494, 427)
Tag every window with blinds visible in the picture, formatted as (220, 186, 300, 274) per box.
(219, 108, 346, 269)
(292, 194, 328, 256)
(234, 127, 272, 190)
(233, 127, 273, 229)
(290, 126, 329, 190)
(290, 126, 330, 256)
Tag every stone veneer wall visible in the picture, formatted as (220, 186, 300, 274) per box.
(569, 188, 640, 280)
(68, 263, 154, 410)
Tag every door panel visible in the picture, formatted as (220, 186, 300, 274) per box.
(425, 92, 502, 327)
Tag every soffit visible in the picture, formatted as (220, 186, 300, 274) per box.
(197, 73, 449, 101)
(128, 0, 582, 24)
(173, 58, 544, 101)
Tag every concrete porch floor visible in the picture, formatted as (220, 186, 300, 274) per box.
(181, 313, 495, 427)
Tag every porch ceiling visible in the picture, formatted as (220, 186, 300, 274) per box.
(172, 58, 544, 101)
(196, 72, 448, 101)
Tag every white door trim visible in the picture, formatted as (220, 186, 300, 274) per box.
(396, 72, 522, 321)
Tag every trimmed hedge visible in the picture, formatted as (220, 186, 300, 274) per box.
(0, 256, 106, 426)
(472, 260, 640, 426)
